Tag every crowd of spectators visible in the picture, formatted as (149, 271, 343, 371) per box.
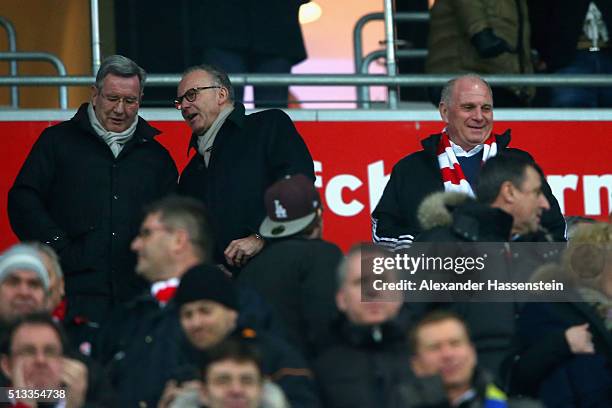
(2, 2, 612, 404)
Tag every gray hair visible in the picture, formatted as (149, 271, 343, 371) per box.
(440, 74, 493, 107)
(95, 55, 147, 93)
(182, 64, 235, 102)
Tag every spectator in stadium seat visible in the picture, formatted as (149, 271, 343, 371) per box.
(8, 55, 178, 330)
(175, 64, 314, 273)
(0, 244, 49, 327)
(177, 338, 289, 408)
(94, 196, 213, 407)
(312, 245, 444, 408)
(170, 264, 320, 408)
(425, 0, 534, 107)
(1, 314, 86, 408)
(96, 195, 282, 407)
(0, 248, 116, 407)
(529, 1, 612, 107)
(509, 222, 612, 407)
(372, 74, 565, 250)
(414, 154, 555, 377)
(403, 310, 541, 408)
(237, 174, 342, 360)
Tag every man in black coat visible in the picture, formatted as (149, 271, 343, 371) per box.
(372, 74, 565, 250)
(171, 264, 321, 408)
(8, 55, 178, 326)
(313, 245, 445, 408)
(175, 64, 314, 271)
(414, 154, 558, 377)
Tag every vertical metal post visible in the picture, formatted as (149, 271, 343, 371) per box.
(91, 0, 102, 76)
(383, 0, 398, 108)
(0, 17, 19, 107)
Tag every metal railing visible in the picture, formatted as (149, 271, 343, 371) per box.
(3, 73, 612, 87)
(354, 11, 430, 108)
(0, 52, 69, 109)
(90, 0, 101, 75)
(0, 17, 19, 107)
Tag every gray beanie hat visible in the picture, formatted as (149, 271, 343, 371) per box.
(0, 244, 50, 290)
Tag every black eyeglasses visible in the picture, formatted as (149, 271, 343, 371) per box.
(174, 86, 221, 109)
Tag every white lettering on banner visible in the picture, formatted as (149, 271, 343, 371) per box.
(367, 160, 390, 213)
(547, 175, 578, 214)
(325, 174, 364, 216)
(315, 159, 611, 217)
(314, 161, 323, 188)
(583, 175, 612, 216)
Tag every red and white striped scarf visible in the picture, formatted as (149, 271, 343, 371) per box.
(437, 130, 498, 197)
(151, 277, 180, 305)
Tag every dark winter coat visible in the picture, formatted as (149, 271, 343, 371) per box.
(237, 237, 343, 359)
(414, 193, 559, 377)
(196, 0, 309, 64)
(313, 315, 422, 408)
(371, 131, 566, 250)
(8, 103, 177, 320)
(178, 102, 314, 265)
(510, 299, 612, 407)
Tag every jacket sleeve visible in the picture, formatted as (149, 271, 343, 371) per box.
(371, 162, 418, 250)
(265, 110, 315, 183)
(158, 150, 179, 197)
(453, 0, 491, 37)
(507, 303, 573, 396)
(8, 130, 71, 251)
(264, 334, 321, 408)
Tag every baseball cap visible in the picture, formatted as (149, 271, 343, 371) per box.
(259, 174, 321, 238)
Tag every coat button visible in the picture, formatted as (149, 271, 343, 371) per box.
(145, 335, 153, 343)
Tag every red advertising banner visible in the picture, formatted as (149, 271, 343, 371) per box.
(1, 118, 610, 252)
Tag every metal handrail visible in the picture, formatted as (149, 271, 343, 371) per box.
(353, 11, 429, 74)
(360, 49, 428, 108)
(0, 17, 19, 107)
(2, 74, 612, 87)
(383, 0, 398, 108)
(90, 0, 101, 75)
(353, 11, 429, 108)
(0, 52, 68, 108)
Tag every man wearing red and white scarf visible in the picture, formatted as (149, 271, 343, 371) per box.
(372, 74, 566, 250)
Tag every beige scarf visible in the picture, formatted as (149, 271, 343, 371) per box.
(88, 103, 139, 158)
(197, 105, 235, 166)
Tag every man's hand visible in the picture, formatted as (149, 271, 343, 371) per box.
(62, 357, 88, 408)
(11, 359, 38, 407)
(565, 323, 595, 354)
(158, 379, 203, 408)
(224, 234, 265, 267)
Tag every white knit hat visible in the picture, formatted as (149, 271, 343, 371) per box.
(0, 244, 49, 290)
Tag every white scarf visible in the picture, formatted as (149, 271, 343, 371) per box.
(87, 103, 139, 158)
(197, 105, 235, 166)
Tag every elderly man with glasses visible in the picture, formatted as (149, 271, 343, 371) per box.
(8, 55, 178, 331)
(175, 64, 314, 272)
